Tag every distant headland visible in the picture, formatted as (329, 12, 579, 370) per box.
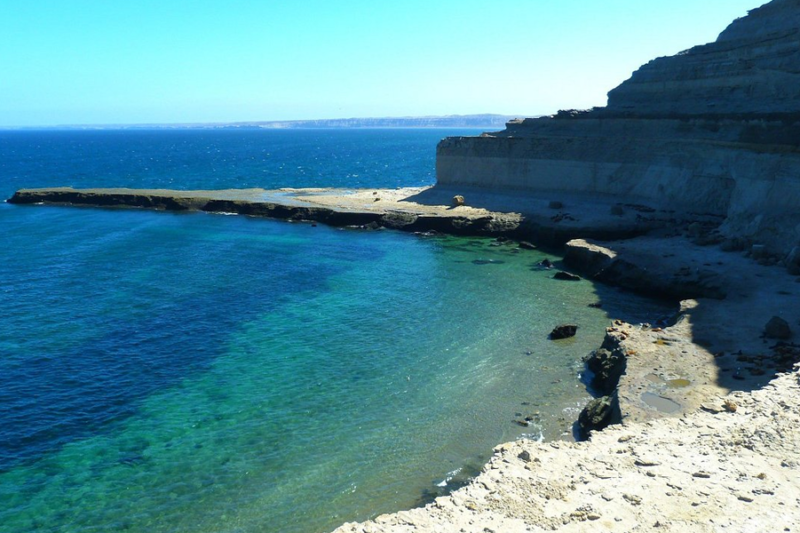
(2, 114, 522, 131)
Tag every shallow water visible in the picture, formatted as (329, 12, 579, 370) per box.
(0, 129, 674, 533)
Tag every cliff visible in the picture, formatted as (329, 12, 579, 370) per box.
(437, 0, 800, 258)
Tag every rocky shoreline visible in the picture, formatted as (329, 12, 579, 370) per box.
(9, 184, 800, 532)
(331, 231, 800, 532)
(334, 364, 800, 532)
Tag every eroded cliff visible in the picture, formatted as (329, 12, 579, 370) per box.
(437, 0, 800, 257)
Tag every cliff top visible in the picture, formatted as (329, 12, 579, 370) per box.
(604, 0, 800, 117)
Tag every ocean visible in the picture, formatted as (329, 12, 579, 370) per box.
(0, 129, 672, 533)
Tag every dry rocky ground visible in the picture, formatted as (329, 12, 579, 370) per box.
(334, 362, 800, 533)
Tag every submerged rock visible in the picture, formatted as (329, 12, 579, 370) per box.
(550, 324, 578, 340)
(553, 271, 581, 281)
(765, 316, 792, 339)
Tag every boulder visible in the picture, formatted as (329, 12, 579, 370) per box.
(585, 348, 626, 395)
(451, 195, 465, 207)
(550, 324, 578, 340)
(765, 316, 792, 339)
(519, 241, 536, 250)
(578, 395, 619, 440)
(563, 239, 616, 277)
(553, 271, 581, 281)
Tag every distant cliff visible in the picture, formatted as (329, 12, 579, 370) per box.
(14, 114, 522, 131)
(250, 114, 520, 129)
(437, 0, 800, 256)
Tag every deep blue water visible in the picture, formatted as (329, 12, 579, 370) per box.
(0, 129, 672, 533)
(0, 128, 449, 195)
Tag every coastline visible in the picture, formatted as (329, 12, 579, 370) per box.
(9, 185, 799, 531)
(334, 364, 800, 532)
(6, 184, 697, 244)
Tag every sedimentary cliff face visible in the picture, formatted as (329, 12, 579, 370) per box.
(437, 0, 800, 256)
(607, 0, 800, 117)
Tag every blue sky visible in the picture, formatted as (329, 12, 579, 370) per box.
(1, 0, 762, 126)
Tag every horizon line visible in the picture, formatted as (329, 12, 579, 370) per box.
(0, 113, 533, 131)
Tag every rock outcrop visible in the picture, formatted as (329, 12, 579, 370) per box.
(437, 0, 800, 258)
(6, 187, 523, 236)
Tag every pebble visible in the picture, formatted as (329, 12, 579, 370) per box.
(623, 494, 643, 505)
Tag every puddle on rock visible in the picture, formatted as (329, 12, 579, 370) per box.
(644, 374, 691, 389)
(666, 378, 691, 388)
(641, 392, 682, 414)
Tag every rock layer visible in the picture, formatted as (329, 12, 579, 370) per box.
(437, 0, 800, 257)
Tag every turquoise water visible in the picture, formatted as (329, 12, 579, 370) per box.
(0, 130, 672, 533)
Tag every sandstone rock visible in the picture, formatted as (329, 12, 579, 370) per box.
(563, 239, 616, 277)
(764, 316, 791, 339)
(550, 324, 578, 340)
(606, 0, 800, 117)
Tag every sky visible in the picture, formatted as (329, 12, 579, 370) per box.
(0, 0, 764, 127)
